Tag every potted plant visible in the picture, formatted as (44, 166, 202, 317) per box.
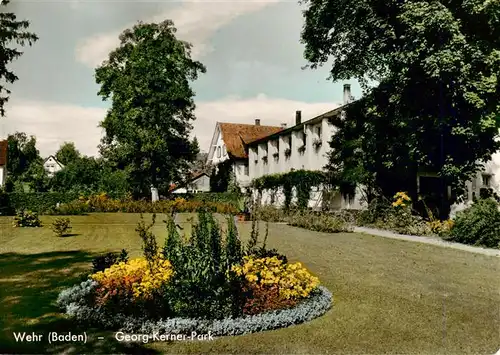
(262, 156, 268, 164)
(298, 145, 306, 154)
(273, 152, 279, 160)
(313, 138, 322, 149)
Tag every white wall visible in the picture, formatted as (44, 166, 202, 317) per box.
(209, 129, 229, 166)
(0, 166, 5, 187)
(247, 115, 364, 210)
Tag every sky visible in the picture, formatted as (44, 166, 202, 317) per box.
(1, 0, 361, 157)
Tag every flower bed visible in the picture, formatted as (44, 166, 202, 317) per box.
(57, 280, 332, 337)
(56, 211, 332, 338)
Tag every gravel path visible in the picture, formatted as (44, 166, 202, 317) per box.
(354, 226, 500, 257)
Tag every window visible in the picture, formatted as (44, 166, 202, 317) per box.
(217, 146, 221, 158)
(223, 145, 227, 156)
(482, 174, 491, 187)
(244, 164, 249, 176)
(316, 126, 322, 139)
(302, 132, 306, 146)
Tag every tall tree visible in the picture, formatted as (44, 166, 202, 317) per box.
(301, 0, 500, 218)
(5, 132, 47, 191)
(0, 0, 38, 117)
(55, 141, 80, 165)
(95, 20, 206, 197)
(6, 132, 40, 178)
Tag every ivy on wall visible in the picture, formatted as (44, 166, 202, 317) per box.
(251, 170, 326, 210)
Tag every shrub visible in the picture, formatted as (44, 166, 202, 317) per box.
(161, 211, 245, 320)
(357, 194, 432, 236)
(427, 219, 454, 237)
(49, 200, 90, 215)
(447, 198, 500, 248)
(232, 256, 320, 314)
(92, 250, 129, 273)
(12, 210, 42, 227)
(254, 205, 289, 222)
(289, 211, 353, 233)
(52, 217, 72, 237)
(90, 256, 174, 305)
(6, 192, 79, 214)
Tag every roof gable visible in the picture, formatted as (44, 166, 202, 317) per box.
(43, 155, 64, 168)
(219, 123, 283, 159)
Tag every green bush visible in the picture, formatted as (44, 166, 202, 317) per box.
(160, 211, 245, 320)
(289, 211, 353, 233)
(357, 196, 432, 236)
(48, 200, 90, 215)
(13, 210, 42, 227)
(6, 192, 79, 214)
(91, 249, 129, 273)
(447, 198, 500, 248)
(51, 217, 72, 237)
(254, 205, 290, 222)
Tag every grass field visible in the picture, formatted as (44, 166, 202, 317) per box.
(0, 213, 499, 354)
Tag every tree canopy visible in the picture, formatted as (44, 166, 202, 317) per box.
(0, 0, 38, 117)
(5, 132, 48, 192)
(55, 142, 81, 165)
(95, 20, 205, 197)
(301, 0, 500, 216)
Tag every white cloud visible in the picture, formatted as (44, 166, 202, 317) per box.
(1, 95, 339, 158)
(0, 100, 106, 157)
(75, 0, 280, 68)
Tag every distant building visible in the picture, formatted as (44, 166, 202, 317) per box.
(170, 172, 211, 194)
(43, 155, 64, 177)
(0, 140, 7, 187)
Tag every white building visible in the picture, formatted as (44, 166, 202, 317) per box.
(0, 140, 7, 188)
(247, 84, 365, 210)
(43, 155, 64, 177)
(206, 121, 283, 191)
(170, 172, 211, 194)
(205, 83, 500, 214)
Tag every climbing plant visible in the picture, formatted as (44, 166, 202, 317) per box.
(251, 170, 326, 210)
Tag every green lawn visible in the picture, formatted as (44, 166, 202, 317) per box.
(0, 213, 498, 354)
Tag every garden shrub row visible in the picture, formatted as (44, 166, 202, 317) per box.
(47, 195, 238, 215)
(0, 191, 240, 216)
(0, 192, 79, 215)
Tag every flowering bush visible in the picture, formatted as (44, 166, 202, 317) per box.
(90, 256, 173, 304)
(392, 191, 411, 207)
(427, 219, 454, 236)
(231, 256, 320, 314)
(12, 209, 42, 227)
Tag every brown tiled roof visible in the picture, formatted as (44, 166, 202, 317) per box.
(219, 123, 283, 159)
(0, 140, 7, 166)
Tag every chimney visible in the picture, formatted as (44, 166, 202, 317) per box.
(343, 84, 351, 105)
(295, 110, 302, 125)
(280, 123, 287, 129)
(255, 118, 260, 126)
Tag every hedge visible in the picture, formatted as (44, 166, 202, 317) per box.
(0, 192, 79, 215)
